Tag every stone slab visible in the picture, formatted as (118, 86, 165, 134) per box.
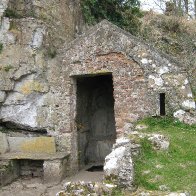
(0, 152, 69, 160)
(8, 136, 56, 154)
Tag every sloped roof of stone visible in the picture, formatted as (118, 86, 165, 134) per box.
(62, 20, 185, 72)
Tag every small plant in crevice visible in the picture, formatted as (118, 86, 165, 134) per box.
(190, 85, 196, 102)
(3, 65, 14, 72)
(47, 47, 57, 59)
(110, 187, 125, 196)
(4, 8, 22, 19)
(4, 7, 36, 19)
(104, 174, 118, 185)
(28, 10, 36, 18)
(128, 133, 141, 144)
(9, 20, 18, 31)
(0, 43, 3, 53)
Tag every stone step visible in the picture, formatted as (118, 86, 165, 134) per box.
(0, 152, 69, 160)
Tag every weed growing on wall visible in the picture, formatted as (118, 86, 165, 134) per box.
(4, 8, 22, 19)
(3, 65, 14, 72)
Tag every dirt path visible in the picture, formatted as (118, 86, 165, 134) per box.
(0, 177, 61, 196)
(0, 170, 104, 196)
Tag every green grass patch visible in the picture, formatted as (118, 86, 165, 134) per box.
(110, 187, 125, 196)
(135, 117, 196, 195)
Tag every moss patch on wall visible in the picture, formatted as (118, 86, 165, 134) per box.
(20, 81, 45, 95)
(21, 137, 56, 154)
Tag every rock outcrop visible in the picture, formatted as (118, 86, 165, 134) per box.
(0, 0, 84, 150)
(104, 138, 139, 190)
(0, 0, 84, 185)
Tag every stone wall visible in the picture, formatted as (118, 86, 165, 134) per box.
(0, 160, 19, 186)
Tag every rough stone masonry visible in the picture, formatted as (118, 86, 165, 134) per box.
(59, 20, 195, 171)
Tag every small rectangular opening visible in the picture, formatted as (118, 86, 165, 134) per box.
(160, 93, 166, 116)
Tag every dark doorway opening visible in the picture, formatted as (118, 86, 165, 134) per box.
(76, 74, 116, 169)
(86, 165, 104, 172)
(160, 93, 166, 116)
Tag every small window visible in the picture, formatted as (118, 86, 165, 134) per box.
(160, 93, 166, 116)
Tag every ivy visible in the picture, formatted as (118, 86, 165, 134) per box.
(81, 0, 142, 35)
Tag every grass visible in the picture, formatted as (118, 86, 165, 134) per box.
(134, 117, 196, 195)
(110, 187, 125, 196)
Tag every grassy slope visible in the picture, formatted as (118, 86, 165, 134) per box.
(133, 12, 196, 195)
(134, 117, 196, 195)
(139, 12, 196, 100)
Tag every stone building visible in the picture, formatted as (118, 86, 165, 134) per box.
(0, 16, 195, 185)
(58, 20, 195, 171)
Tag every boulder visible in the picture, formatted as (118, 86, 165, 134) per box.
(148, 134, 169, 150)
(174, 110, 196, 125)
(128, 131, 170, 151)
(104, 137, 134, 190)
